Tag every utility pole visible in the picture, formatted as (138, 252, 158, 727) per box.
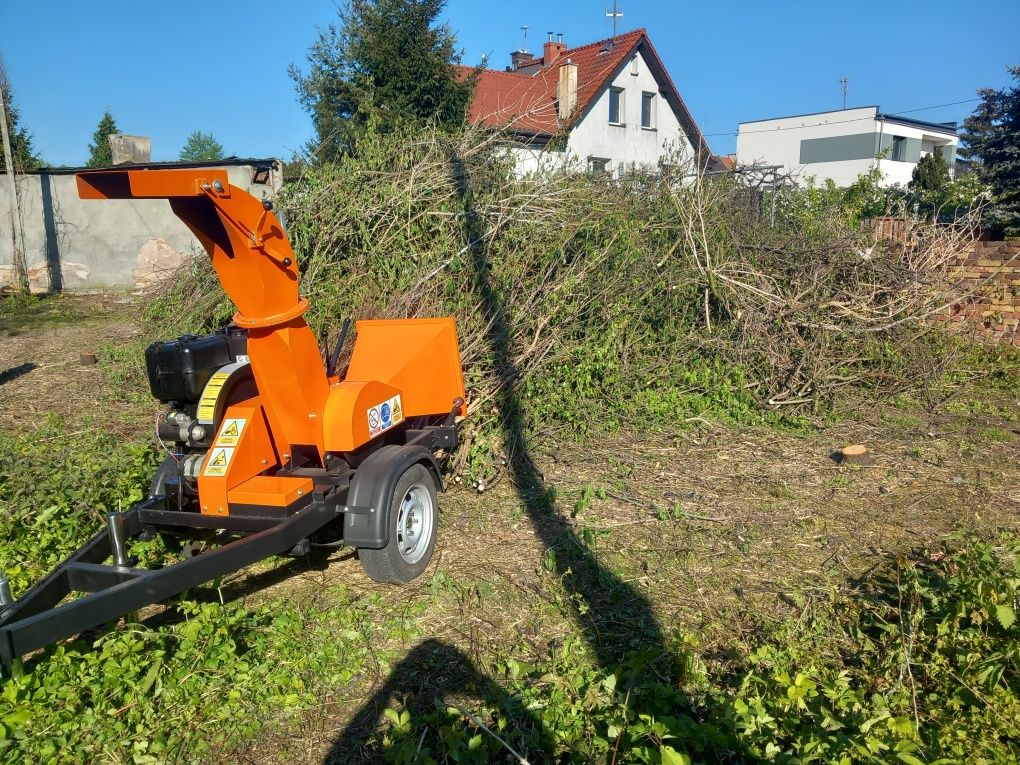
(0, 77, 29, 292)
(840, 76, 848, 110)
(606, 1, 624, 42)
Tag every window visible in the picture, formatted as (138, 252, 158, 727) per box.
(891, 136, 907, 162)
(609, 87, 625, 125)
(641, 92, 656, 129)
(588, 157, 610, 175)
(631, 56, 639, 76)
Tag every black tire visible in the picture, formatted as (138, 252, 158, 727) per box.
(358, 463, 438, 584)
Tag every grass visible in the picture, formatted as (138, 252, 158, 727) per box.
(0, 293, 116, 336)
(1, 299, 1019, 763)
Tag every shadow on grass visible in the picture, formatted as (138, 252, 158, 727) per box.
(323, 149, 678, 764)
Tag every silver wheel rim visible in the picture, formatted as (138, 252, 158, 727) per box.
(396, 483, 434, 565)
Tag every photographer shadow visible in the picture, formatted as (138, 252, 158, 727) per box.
(324, 148, 674, 763)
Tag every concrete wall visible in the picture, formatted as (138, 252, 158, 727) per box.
(736, 107, 958, 188)
(0, 162, 282, 292)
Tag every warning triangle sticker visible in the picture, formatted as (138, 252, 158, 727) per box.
(222, 422, 239, 438)
(210, 450, 228, 467)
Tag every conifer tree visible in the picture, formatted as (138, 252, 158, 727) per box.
(909, 149, 951, 217)
(961, 65, 1020, 235)
(0, 65, 42, 171)
(86, 111, 119, 168)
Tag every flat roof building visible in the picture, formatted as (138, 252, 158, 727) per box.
(736, 106, 958, 187)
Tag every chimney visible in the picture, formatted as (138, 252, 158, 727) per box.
(544, 33, 568, 66)
(510, 49, 532, 70)
(557, 58, 578, 120)
(109, 134, 151, 165)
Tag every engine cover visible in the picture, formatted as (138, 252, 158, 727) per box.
(145, 327, 248, 403)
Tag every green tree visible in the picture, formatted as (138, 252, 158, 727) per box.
(961, 65, 1020, 236)
(0, 64, 42, 171)
(290, 0, 474, 160)
(85, 111, 118, 168)
(179, 130, 225, 162)
(945, 171, 987, 210)
(908, 149, 952, 217)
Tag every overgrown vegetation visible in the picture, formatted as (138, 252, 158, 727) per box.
(0, 419, 156, 594)
(4, 73, 1018, 763)
(147, 125, 981, 483)
(369, 535, 1019, 764)
(2, 410, 1017, 763)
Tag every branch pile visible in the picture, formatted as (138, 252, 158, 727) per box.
(145, 127, 979, 479)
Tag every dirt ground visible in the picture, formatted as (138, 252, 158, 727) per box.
(0, 294, 144, 432)
(4, 295, 1020, 763)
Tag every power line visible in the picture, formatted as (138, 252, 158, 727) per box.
(704, 97, 981, 138)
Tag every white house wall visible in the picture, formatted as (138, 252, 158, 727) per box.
(876, 120, 957, 187)
(508, 143, 568, 176)
(736, 107, 879, 187)
(736, 106, 958, 188)
(565, 50, 694, 174)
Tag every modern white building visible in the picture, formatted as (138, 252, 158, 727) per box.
(463, 29, 711, 176)
(735, 106, 958, 187)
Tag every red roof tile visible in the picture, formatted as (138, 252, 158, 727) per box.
(461, 30, 710, 157)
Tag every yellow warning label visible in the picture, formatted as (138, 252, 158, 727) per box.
(204, 447, 234, 477)
(215, 418, 246, 447)
(391, 396, 403, 424)
(197, 372, 230, 422)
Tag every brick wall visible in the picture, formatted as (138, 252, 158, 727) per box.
(942, 240, 1020, 344)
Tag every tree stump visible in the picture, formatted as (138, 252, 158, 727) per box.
(838, 444, 872, 466)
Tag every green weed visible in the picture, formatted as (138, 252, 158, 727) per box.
(374, 534, 1020, 764)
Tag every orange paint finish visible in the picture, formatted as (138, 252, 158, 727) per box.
(247, 321, 330, 456)
(75, 168, 467, 516)
(322, 380, 403, 452)
(76, 168, 230, 200)
(346, 319, 466, 419)
(197, 399, 278, 516)
(228, 476, 314, 508)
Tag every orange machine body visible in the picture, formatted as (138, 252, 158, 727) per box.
(76, 168, 465, 516)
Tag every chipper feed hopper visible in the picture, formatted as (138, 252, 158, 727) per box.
(0, 168, 466, 671)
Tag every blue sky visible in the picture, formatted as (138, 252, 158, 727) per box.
(2, 0, 1017, 166)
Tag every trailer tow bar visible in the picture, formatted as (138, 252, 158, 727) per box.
(0, 496, 342, 673)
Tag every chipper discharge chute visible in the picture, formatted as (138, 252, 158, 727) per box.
(0, 167, 466, 671)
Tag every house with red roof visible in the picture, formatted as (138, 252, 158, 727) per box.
(463, 29, 711, 176)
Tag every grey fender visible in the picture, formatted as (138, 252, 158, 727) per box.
(344, 444, 443, 549)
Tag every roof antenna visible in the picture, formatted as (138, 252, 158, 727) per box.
(520, 25, 531, 54)
(606, 1, 624, 43)
(840, 76, 849, 110)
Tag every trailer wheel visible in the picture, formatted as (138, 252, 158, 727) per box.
(358, 463, 438, 584)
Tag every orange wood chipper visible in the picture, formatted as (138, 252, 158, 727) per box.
(0, 167, 466, 671)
